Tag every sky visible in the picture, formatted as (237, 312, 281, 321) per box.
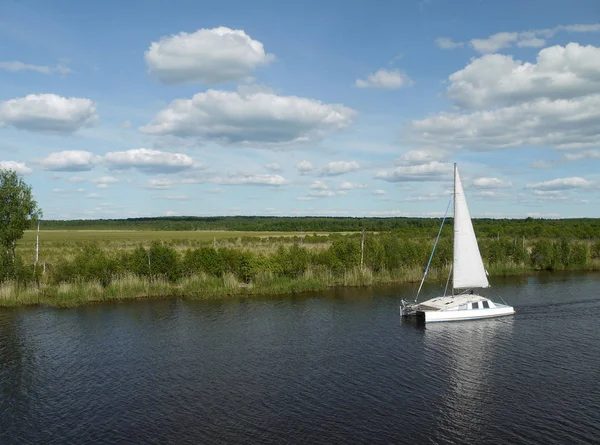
(1, 0, 600, 220)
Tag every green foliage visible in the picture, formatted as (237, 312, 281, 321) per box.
(182, 247, 223, 277)
(148, 242, 180, 282)
(531, 239, 556, 270)
(0, 169, 41, 256)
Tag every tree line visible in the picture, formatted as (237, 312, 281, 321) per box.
(40, 216, 600, 240)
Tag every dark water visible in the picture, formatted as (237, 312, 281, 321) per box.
(2, 273, 600, 445)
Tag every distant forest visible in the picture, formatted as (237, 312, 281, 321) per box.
(40, 216, 600, 239)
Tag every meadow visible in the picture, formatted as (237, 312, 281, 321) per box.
(1, 223, 599, 308)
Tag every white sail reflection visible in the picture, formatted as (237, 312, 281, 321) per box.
(423, 319, 515, 442)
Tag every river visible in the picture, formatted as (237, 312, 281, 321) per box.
(1, 272, 600, 444)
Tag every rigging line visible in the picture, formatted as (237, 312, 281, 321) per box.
(415, 195, 453, 302)
(444, 263, 452, 297)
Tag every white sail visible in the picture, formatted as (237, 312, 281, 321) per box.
(452, 165, 489, 289)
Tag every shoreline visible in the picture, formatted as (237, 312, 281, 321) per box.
(2, 268, 599, 309)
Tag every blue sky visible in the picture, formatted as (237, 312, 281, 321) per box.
(1, 0, 599, 220)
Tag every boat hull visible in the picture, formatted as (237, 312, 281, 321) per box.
(421, 306, 515, 323)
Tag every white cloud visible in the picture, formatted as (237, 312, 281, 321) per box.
(215, 173, 287, 186)
(0, 94, 97, 133)
(104, 148, 201, 173)
(372, 189, 386, 195)
(472, 177, 512, 188)
(97, 183, 109, 189)
(406, 94, 600, 151)
(469, 24, 600, 54)
(375, 161, 452, 182)
(364, 210, 406, 217)
(145, 26, 274, 85)
(308, 190, 335, 198)
(206, 188, 224, 194)
(86, 193, 101, 199)
(525, 177, 594, 191)
(296, 160, 315, 174)
(152, 194, 190, 200)
(563, 149, 600, 161)
(407, 43, 600, 151)
(395, 149, 446, 165)
(310, 180, 328, 190)
(145, 178, 176, 189)
(355, 69, 413, 89)
(336, 181, 368, 190)
(39, 150, 99, 172)
(435, 37, 464, 49)
(0, 60, 70, 75)
(265, 162, 281, 171)
(140, 88, 355, 145)
(0, 161, 33, 174)
(447, 43, 600, 109)
(471, 32, 519, 53)
(531, 160, 556, 169)
(322, 160, 360, 176)
(121, 120, 132, 128)
(68, 176, 86, 182)
(91, 176, 119, 184)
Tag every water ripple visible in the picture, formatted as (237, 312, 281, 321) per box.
(1, 273, 600, 444)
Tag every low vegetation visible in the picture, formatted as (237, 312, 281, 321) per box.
(2, 228, 600, 307)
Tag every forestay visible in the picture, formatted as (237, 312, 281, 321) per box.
(452, 166, 489, 289)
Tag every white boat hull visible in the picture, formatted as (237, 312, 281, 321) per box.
(422, 306, 515, 323)
(400, 295, 515, 323)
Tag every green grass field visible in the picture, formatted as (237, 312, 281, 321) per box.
(19, 229, 311, 245)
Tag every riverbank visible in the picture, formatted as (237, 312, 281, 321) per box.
(2, 264, 600, 308)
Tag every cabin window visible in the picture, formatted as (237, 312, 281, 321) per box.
(472, 302, 479, 309)
(482, 301, 490, 309)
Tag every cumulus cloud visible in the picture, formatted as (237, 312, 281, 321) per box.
(336, 181, 368, 190)
(214, 173, 287, 186)
(310, 180, 328, 190)
(0, 161, 33, 174)
(296, 160, 315, 174)
(0, 94, 97, 133)
(321, 160, 360, 176)
(104, 148, 201, 173)
(447, 43, 600, 109)
(265, 162, 281, 171)
(435, 37, 465, 49)
(525, 177, 594, 191)
(372, 189, 386, 195)
(145, 178, 176, 189)
(308, 190, 335, 198)
(405, 43, 600, 151)
(145, 26, 274, 85)
(375, 161, 452, 182)
(472, 177, 512, 188)
(39, 150, 99, 172)
(395, 149, 447, 165)
(563, 149, 600, 161)
(140, 88, 355, 145)
(0, 60, 71, 75)
(355, 69, 413, 89)
(91, 176, 119, 184)
(406, 94, 600, 151)
(469, 23, 600, 54)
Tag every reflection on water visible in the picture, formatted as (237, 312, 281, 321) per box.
(1, 273, 600, 445)
(424, 319, 515, 443)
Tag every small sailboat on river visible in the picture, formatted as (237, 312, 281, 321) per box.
(400, 164, 515, 323)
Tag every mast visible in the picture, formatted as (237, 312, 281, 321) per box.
(452, 163, 456, 296)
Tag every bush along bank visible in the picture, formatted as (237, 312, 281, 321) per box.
(2, 234, 600, 307)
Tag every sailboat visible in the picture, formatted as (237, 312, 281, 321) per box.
(400, 164, 515, 323)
